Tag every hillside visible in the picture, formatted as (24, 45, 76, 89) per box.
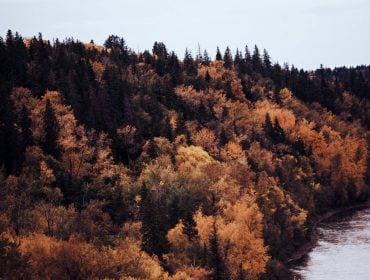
(0, 30, 369, 279)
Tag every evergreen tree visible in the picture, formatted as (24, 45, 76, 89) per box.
(209, 221, 229, 280)
(196, 44, 203, 62)
(243, 45, 252, 74)
(203, 49, 211, 65)
(43, 99, 59, 158)
(216, 47, 222, 61)
(273, 117, 286, 143)
(183, 49, 197, 75)
(205, 70, 211, 83)
(182, 210, 198, 241)
(20, 105, 32, 155)
(263, 49, 272, 76)
(139, 184, 170, 260)
(152, 41, 168, 60)
(223, 47, 233, 69)
(252, 45, 262, 72)
(244, 45, 251, 63)
(264, 113, 273, 139)
(236, 263, 247, 280)
(0, 102, 22, 174)
(234, 49, 243, 69)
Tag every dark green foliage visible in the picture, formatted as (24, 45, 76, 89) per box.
(252, 45, 262, 73)
(263, 49, 272, 76)
(216, 47, 222, 61)
(203, 50, 211, 65)
(43, 100, 59, 158)
(20, 105, 33, 153)
(209, 221, 229, 280)
(182, 210, 198, 241)
(264, 114, 285, 144)
(223, 47, 233, 69)
(139, 185, 170, 260)
(0, 102, 22, 174)
(184, 49, 197, 75)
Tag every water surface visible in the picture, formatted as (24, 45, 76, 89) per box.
(291, 208, 370, 280)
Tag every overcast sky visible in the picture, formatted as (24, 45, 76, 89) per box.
(1, 0, 369, 69)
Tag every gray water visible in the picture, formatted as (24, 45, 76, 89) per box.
(291, 208, 370, 280)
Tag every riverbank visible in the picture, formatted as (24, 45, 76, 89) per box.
(286, 200, 370, 270)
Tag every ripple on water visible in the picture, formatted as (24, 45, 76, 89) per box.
(291, 208, 370, 280)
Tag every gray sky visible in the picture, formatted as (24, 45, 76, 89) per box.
(1, 0, 369, 69)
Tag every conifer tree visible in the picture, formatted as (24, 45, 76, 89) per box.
(43, 99, 59, 158)
(182, 211, 198, 241)
(263, 49, 272, 76)
(20, 105, 32, 154)
(252, 45, 262, 72)
(264, 113, 273, 139)
(273, 117, 285, 143)
(203, 49, 211, 65)
(139, 184, 169, 260)
(223, 47, 233, 69)
(216, 47, 222, 61)
(209, 221, 229, 280)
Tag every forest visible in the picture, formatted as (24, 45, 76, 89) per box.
(0, 30, 369, 279)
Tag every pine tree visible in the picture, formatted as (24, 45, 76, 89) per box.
(205, 70, 211, 83)
(252, 45, 262, 72)
(223, 47, 233, 69)
(273, 117, 285, 143)
(209, 221, 229, 280)
(182, 210, 198, 241)
(236, 263, 247, 280)
(243, 45, 252, 74)
(0, 102, 21, 174)
(20, 105, 32, 157)
(264, 113, 273, 139)
(139, 184, 169, 260)
(152, 41, 168, 60)
(216, 47, 222, 61)
(263, 49, 272, 76)
(234, 49, 243, 69)
(184, 49, 197, 75)
(43, 99, 59, 158)
(196, 44, 203, 62)
(203, 49, 211, 65)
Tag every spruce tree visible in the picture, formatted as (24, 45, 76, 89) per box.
(252, 45, 262, 72)
(139, 184, 169, 260)
(216, 47, 222, 61)
(264, 113, 273, 139)
(20, 105, 32, 152)
(223, 47, 233, 69)
(273, 117, 285, 143)
(263, 49, 272, 76)
(209, 221, 229, 280)
(203, 49, 211, 65)
(182, 210, 198, 241)
(43, 99, 59, 158)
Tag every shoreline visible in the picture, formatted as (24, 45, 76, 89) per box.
(285, 200, 370, 270)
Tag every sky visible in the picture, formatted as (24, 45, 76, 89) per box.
(0, 0, 369, 70)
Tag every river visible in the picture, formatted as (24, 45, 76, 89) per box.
(290, 207, 370, 280)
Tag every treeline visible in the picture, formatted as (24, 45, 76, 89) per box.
(0, 30, 369, 279)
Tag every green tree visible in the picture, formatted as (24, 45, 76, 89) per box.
(209, 221, 229, 280)
(139, 185, 170, 261)
(43, 99, 59, 158)
(223, 47, 233, 69)
(216, 47, 222, 61)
